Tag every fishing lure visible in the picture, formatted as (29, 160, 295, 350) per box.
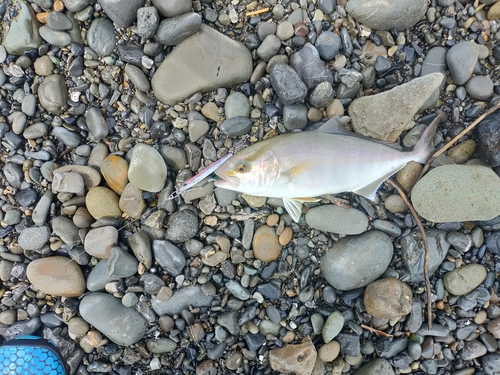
(168, 152, 233, 199)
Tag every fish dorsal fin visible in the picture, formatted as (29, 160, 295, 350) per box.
(314, 117, 403, 151)
(352, 170, 395, 202)
(282, 198, 303, 222)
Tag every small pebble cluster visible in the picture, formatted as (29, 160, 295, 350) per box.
(1, 0, 500, 374)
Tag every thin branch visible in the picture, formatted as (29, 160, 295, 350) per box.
(386, 179, 433, 330)
(361, 324, 393, 338)
(246, 7, 270, 16)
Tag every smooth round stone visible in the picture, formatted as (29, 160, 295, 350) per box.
(52, 216, 81, 246)
(460, 340, 487, 361)
(38, 74, 67, 114)
(52, 127, 81, 147)
(128, 231, 153, 268)
(21, 94, 37, 117)
(4, 162, 23, 189)
(443, 264, 487, 296)
(269, 63, 307, 105)
(384, 194, 407, 213)
(353, 358, 395, 375)
(305, 204, 368, 235)
(396, 161, 423, 192)
(34, 56, 54, 76)
(121, 292, 139, 308)
(165, 209, 199, 243)
(125, 64, 151, 92)
(128, 144, 167, 193)
(46, 10, 72, 30)
(79, 292, 147, 346)
(99, 0, 144, 28)
(119, 183, 145, 219)
(322, 311, 344, 343)
(73, 207, 94, 228)
(2, 0, 42, 55)
(32, 192, 53, 226)
(87, 17, 116, 56)
(465, 76, 494, 100)
(39, 26, 71, 46)
(85, 186, 122, 220)
(84, 226, 118, 258)
(27, 256, 86, 297)
(85, 107, 109, 141)
(188, 119, 209, 142)
(477, 110, 500, 167)
(146, 338, 177, 353)
(315, 31, 341, 61)
(101, 155, 129, 195)
(318, 340, 340, 362)
(107, 246, 138, 278)
(412, 165, 500, 222)
(276, 21, 294, 41)
(220, 117, 253, 136)
(283, 104, 308, 130)
(487, 317, 500, 339)
(18, 226, 51, 251)
(346, 0, 426, 31)
(289, 44, 333, 90)
(257, 34, 281, 62)
(320, 231, 393, 291)
(225, 92, 251, 119)
(156, 12, 202, 46)
(53, 165, 101, 189)
(253, 225, 282, 262)
(225, 351, 243, 371)
(152, 240, 186, 276)
(364, 278, 413, 319)
(0, 310, 17, 325)
(152, 0, 192, 18)
(64, 0, 91, 12)
(4, 209, 22, 226)
(446, 41, 479, 85)
(52, 171, 85, 194)
(151, 285, 214, 316)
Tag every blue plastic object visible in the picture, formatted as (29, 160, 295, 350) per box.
(0, 335, 67, 375)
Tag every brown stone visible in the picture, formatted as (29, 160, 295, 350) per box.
(269, 337, 317, 375)
(101, 155, 129, 195)
(364, 278, 413, 319)
(252, 225, 282, 262)
(86, 187, 122, 220)
(279, 227, 293, 246)
(487, 317, 500, 339)
(396, 161, 422, 192)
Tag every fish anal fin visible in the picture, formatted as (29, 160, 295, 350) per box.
(352, 171, 395, 202)
(282, 198, 303, 223)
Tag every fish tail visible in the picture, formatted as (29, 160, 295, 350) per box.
(412, 114, 443, 163)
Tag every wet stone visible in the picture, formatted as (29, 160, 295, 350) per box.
(220, 117, 253, 136)
(252, 225, 282, 262)
(306, 204, 368, 235)
(477, 110, 500, 167)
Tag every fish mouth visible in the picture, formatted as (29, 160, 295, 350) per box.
(213, 173, 239, 189)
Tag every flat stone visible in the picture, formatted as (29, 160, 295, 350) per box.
(443, 264, 487, 296)
(322, 311, 344, 343)
(79, 292, 147, 346)
(119, 183, 145, 219)
(252, 225, 282, 262)
(412, 165, 500, 222)
(27, 256, 85, 297)
(52, 216, 81, 246)
(99, 0, 144, 28)
(53, 165, 101, 189)
(353, 358, 395, 375)
(346, 0, 427, 31)
(152, 0, 192, 18)
(305, 205, 368, 235)
(85, 107, 109, 141)
(289, 43, 333, 90)
(85, 186, 122, 220)
(87, 17, 116, 56)
(152, 25, 252, 105)
(156, 13, 202, 46)
(165, 209, 199, 243)
(152, 240, 186, 276)
(269, 63, 308, 105)
(364, 278, 413, 319)
(349, 73, 444, 141)
(320, 231, 393, 291)
(151, 285, 213, 315)
(128, 144, 167, 193)
(18, 226, 51, 251)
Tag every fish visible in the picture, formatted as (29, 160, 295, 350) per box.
(214, 115, 440, 222)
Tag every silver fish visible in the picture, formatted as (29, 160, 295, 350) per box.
(214, 116, 439, 222)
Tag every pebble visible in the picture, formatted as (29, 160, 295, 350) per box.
(156, 13, 202, 46)
(107, 246, 138, 278)
(477, 110, 500, 167)
(146, 338, 177, 354)
(128, 144, 167, 193)
(99, 0, 144, 28)
(18, 226, 51, 251)
(85, 187, 122, 220)
(137, 7, 159, 38)
(165, 209, 198, 242)
(79, 292, 147, 346)
(100, 155, 129, 195)
(289, 43, 333, 90)
(252, 225, 282, 262)
(152, 0, 192, 18)
(412, 165, 500, 222)
(446, 41, 479, 85)
(85, 107, 109, 141)
(26, 256, 86, 297)
(269, 63, 308, 106)
(352, 358, 395, 375)
(2, 0, 42, 54)
(34, 56, 54, 76)
(305, 204, 368, 235)
(269, 337, 317, 375)
(283, 104, 308, 130)
(152, 240, 186, 276)
(52, 127, 81, 147)
(151, 285, 214, 315)
(322, 311, 344, 343)
(443, 264, 487, 296)
(84, 226, 118, 258)
(320, 231, 393, 291)
(225, 92, 251, 119)
(349, 73, 443, 141)
(220, 117, 253, 136)
(119, 183, 145, 218)
(346, 0, 427, 31)
(420, 46, 447, 83)
(87, 17, 116, 56)
(364, 278, 413, 319)
(152, 25, 252, 105)
(257, 34, 281, 62)
(315, 31, 341, 61)
(460, 340, 487, 360)
(39, 26, 72, 46)
(465, 76, 494, 100)
(309, 81, 334, 109)
(52, 216, 81, 246)
(37, 74, 68, 114)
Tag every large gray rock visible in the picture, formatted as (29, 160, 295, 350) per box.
(37, 74, 68, 114)
(2, 0, 42, 55)
(320, 231, 393, 291)
(349, 73, 444, 142)
(79, 292, 147, 346)
(305, 205, 368, 235)
(151, 285, 213, 315)
(346, 0, 427, 31)
(155, 13, 202, 46)
(87, 17, 116, 56)
(152, 25, 252, 105)
(412, 165, 500, 222)
(99, 0, 144, 28)
(353, 358, 395, 375)
(152, 0, 192, 18)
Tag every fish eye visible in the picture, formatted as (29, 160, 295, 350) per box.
(236, 161, 250, 173)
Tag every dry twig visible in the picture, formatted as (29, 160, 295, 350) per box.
(386, 179, 433, 330)
(361, 324, 393, 338)
(245, 7, 270, 16)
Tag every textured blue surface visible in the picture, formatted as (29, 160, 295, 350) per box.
(0, 344, 65, 374)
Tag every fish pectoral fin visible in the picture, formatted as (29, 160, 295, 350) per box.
(281, 162, 313, 183)
(282, 198, 304, 223)
(352, 172, 395, 202)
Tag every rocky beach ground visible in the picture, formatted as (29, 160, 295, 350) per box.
(1, 0, 500, 374)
